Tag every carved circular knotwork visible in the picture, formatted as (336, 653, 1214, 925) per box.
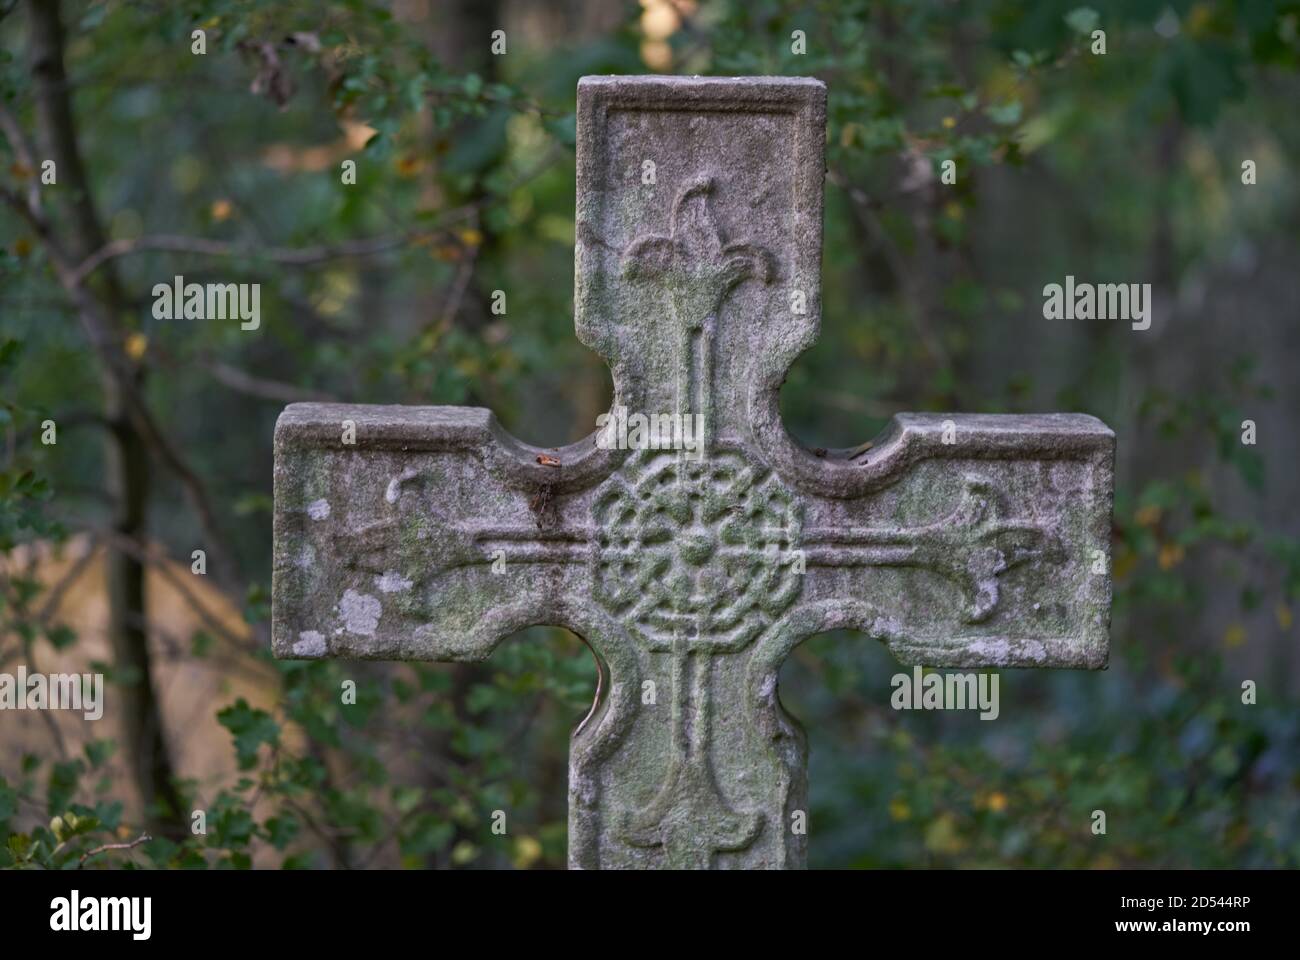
(592, 447, 803, 652)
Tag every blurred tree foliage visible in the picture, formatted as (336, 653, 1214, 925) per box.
(1, 0, 1297, 868)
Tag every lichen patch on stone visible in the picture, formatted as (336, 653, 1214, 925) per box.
(339, 589, 382, 636)
(376, 571, 414, 593)
(293, 630, 327, 657)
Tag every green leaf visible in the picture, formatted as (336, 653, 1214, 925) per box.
(985, 101, 1022, 126)
(545, 112, 577, 149)
(0, 339, 21, 371)
(216, 699, 280, 770)
(1065, 7, 1099, 35)
(925, 83, 967, 99)
(7, 833, 33, 862)
(232, 493, 272, 517)
(191, 630, 215, 657)
(79, 3, 108, 29)
(47, 760, 83, 815)
(264, 815, 300, 850)
(0, 778, 16, 821)
(84, 740, 116, 769)
(46, 624, 76, 650)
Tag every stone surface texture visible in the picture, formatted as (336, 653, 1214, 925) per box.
(272, 75, 1115, 870)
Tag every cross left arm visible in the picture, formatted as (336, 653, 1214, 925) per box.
(271, 402, 612, 662)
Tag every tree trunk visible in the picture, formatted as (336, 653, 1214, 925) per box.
(25, 0, 182, 831)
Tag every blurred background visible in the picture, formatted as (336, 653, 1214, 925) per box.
(1, 0, 1297, 869)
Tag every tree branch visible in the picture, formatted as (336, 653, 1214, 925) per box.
(89, 526, 254, 654)
(0, 102, 43, 215)
(68, 226, 475, 287)
(79, 833, 152, 865)
(202, 358, 339, 404)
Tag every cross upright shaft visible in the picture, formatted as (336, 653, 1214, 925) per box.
(272, 75, 1114, 869)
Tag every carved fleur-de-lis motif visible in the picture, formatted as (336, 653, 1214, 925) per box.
(921, 479, 1062, 623)
(622, 176, 775, 329)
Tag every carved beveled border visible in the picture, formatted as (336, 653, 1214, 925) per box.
(272, 401, 627, 494)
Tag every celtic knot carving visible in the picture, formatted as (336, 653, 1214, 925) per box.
(592, 447, 803, 652)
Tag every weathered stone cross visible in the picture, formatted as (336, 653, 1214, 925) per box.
(272, 76, 1114, 869)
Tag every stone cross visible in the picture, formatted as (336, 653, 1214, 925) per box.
(272, 76, 1114, 869)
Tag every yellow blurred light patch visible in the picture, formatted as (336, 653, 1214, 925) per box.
(981, 64, 1020, 104)
(538, 214, 575, 246)
(924, 813, 964, 854)
(1135, 504, 1162, 527)
(641, 39, 672, 71)
(210, 199, 233, 222)
(640, 0, 681, 41)
(124, 333, 148, 361)
(312, 270, 359, 316)
(513, 835, 543, 869)
(636, 0, 687, 69)
(1016, 104, 1068, 155)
